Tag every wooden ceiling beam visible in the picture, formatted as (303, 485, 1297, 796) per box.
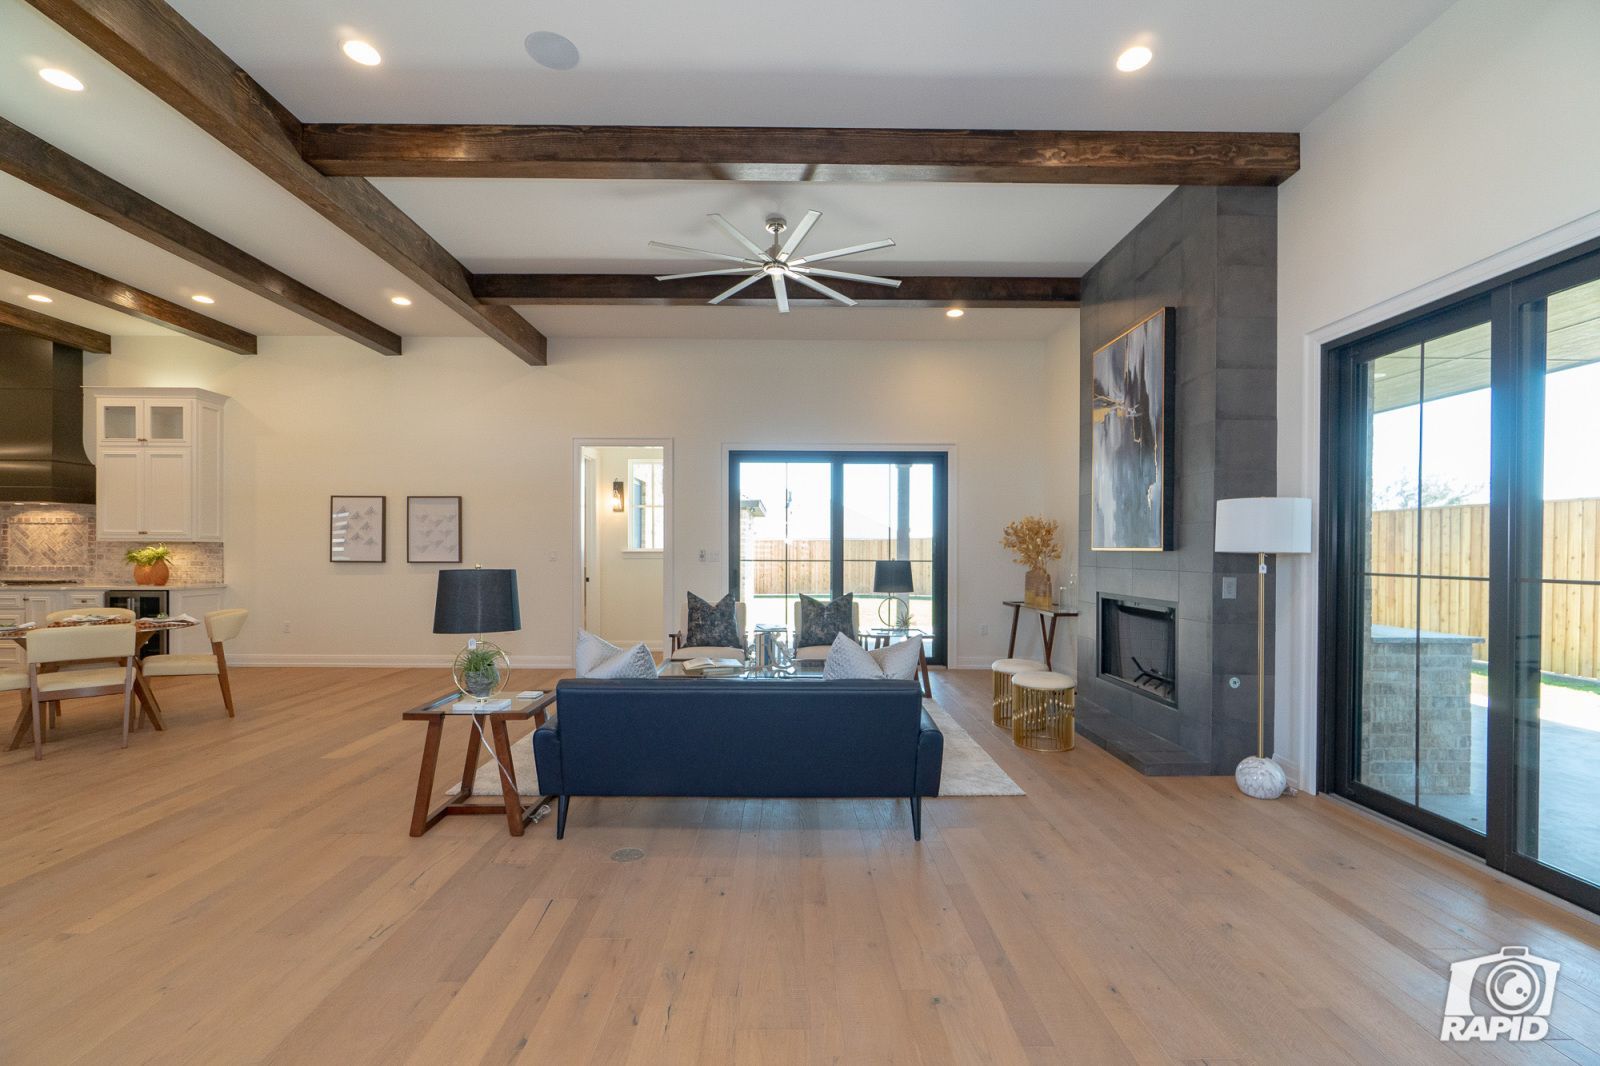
(302, 125, 1300, 186)
(24, 0, 547, 365)
(0, 117, 401, 357)
(0, 235, 256, 354)
(0, 298, 112, 353)
(471, 273, 1081, 308)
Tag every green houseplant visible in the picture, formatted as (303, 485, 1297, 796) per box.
(125, 544, 174, 587)
(459, 646, 502, 698)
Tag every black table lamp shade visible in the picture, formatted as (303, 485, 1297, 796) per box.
(873, 560, 914, 594)
(433, 568, 521, 634)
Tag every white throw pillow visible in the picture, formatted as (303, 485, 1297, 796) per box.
(823, 632, 881, 679)
(586, 641, 659, 679)
(575, 628, 622, 677)
(871, 637, 923, 681)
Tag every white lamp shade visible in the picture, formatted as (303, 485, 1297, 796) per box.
(1215, 497, 1313, 555)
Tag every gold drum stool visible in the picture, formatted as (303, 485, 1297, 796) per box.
(1011, 671, 1076, 752)
(990, 658, 1047, 727)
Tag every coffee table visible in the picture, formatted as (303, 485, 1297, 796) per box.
(657, 660, 825, 679)
(404, 690, 557, 837)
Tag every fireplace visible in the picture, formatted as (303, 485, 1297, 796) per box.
(1098, 595, 1178, 708)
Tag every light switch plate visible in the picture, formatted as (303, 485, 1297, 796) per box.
(1222, 576, 1238, 600)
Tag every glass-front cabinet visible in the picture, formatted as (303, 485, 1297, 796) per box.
(86, 388, 226, 542)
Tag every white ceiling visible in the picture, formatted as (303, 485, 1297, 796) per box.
(167, 0, 1453, 130)
(0, 0, 1454, 349)
(523, 306, 1076, 342)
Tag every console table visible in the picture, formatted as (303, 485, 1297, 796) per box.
(1003, 601, 1079, 671)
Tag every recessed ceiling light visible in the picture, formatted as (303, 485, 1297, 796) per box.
(390, 295, 412, 306)
(1116, 46, 1153, 73)
(39, 68, 85, 92)
(191, 294, 215, 304)
(26, 293, 53, 303)
(525, 31, 581, 71)
(342, 40, 382, 66)
(945, 308, 965, 319)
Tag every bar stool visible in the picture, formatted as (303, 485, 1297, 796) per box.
(1012, 671, 1076, 752)
(990, 657, 1047, 727)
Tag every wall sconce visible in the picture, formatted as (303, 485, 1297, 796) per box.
(611, 479, 625, 512)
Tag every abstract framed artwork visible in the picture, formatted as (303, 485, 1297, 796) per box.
(407, 496, 462, 563)
(1090, 307, 1175, 551)
(330, 496, 386, 562)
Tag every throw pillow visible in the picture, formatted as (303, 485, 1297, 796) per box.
(798, 592, 854, 647)
(871, 637, 923, 681)
(822, 632, 881, 680)
(685, 591, 743, 649)
(575, 628, 622, 676)
(585, 641, 658, 679)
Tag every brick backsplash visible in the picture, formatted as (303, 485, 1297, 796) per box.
(0, 504, 224, 584)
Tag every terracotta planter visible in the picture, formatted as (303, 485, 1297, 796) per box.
(133, 560, 170, 586)
(1024, 566, 1053, 608)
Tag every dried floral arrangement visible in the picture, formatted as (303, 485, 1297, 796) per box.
(1000, 516, 1063, 570)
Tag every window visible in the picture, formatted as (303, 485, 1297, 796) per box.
(627, 459, 663, 551)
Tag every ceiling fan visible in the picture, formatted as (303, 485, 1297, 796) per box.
(649, 211, 900, 312)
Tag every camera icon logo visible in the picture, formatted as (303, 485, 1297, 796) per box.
(1441, 946, 1560, 1042)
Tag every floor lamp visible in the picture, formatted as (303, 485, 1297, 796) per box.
(1214, 497, 1312, 799)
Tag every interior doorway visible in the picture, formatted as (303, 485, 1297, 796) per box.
(574, 441, 672, 655)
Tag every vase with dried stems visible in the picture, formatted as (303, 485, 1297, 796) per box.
(1001, 516, 1063, 609)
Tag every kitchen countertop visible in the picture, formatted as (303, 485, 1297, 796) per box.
(0, 581, 226, 590)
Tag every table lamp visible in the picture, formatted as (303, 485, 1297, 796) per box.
(433, 566, 521, 705)
(873, 560, 915, 629)
(1214, 498, 1312, 799)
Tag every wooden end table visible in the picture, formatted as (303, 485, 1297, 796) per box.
(1002, 601, 1079, 671)
(405, 690, 557, 837)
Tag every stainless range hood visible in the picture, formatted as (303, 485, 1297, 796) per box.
(0, 331, 94, 504)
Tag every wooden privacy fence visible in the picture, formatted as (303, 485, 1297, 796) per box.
(741, 538, 934, 596)
(1369, 498, 1600, 678)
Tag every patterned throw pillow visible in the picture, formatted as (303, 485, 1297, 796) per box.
(822, 631, 923, 681)
(797, 593, 854, 648)
(685, 591, 743, 649)
(575, 628, 622, 676)
(585, 641, 659, 679)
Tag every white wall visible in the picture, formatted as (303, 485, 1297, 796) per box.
(585, 445, 665, 650)
(1044, 322, 1081, 675)
(90, 321, 1079, 669)
(1276, 0, 1600, 788)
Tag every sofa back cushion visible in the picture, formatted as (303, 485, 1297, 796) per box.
(552, 678, 924, 797)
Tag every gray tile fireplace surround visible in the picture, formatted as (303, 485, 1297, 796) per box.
(1075, 185, 1278, 776)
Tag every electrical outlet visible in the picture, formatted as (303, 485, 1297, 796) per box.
(547, 550, 558, 563)
(281, 621, 291, 634)
(1222, 576, 1238, 600)
(979, 622, 990, 636)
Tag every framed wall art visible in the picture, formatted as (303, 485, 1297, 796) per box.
(1090, 307, 1175, 551)
(330, 496, 386, 562)
(407, 495, 462, 563)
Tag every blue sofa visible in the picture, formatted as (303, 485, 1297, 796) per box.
(533, 678, 943, 839)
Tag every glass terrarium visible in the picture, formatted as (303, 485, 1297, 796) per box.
(452, 640, 511, 701)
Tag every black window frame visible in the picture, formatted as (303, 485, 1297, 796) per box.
(728, 449, 949, 665)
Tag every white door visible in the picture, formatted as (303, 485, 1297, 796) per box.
(141, 449, 194, 539)
(95, 448, 144, 539)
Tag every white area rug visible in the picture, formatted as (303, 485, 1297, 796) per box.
(450, 698, 1023, 799)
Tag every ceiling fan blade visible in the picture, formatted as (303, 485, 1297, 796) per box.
(796, 266, 903, 288)
(790, 238, 895, 266)
(771, 271, 790, 313)
(709, 271, 768, 305)
(655, 267, 758, 281)
(784, 269, 857, 307)
(776, 209, 822, 261)
(648, 240, 758, 266)
(708, 214, 771, 260)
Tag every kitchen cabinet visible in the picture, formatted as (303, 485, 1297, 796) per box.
(85, 388, 226, 542)
(0, 587, 228, 666)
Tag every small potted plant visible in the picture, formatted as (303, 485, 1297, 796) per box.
(125, 544, 174, 586)
(459, 646, 503, 698)
(1001, 516, 1063, 609)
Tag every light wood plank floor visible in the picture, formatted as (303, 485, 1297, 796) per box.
(1, 668, 1597, 1065)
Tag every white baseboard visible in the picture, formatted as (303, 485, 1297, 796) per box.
(228, 653, 574, 669)
(1275, 756, 1307, 794)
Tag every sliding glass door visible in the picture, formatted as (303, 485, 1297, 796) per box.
(1323, 242, 1600, 912)
(730, 451, 948, 664)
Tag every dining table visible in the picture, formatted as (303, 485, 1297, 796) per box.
(1, 615, 198, 752)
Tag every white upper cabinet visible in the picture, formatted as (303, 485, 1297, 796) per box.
(86, 388, 227, 543)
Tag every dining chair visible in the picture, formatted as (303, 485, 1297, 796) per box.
(25, 623, 137, 759)
(2, 669, 28, 752)
(139, 609, 248, 717)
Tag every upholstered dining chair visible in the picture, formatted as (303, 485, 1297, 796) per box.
(1, 669, 27, 753)
(26, 622, 137, 759)
(138, 609, 248, 717)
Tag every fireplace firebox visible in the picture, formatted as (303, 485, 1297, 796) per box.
(1098, 595, 1178, 708)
